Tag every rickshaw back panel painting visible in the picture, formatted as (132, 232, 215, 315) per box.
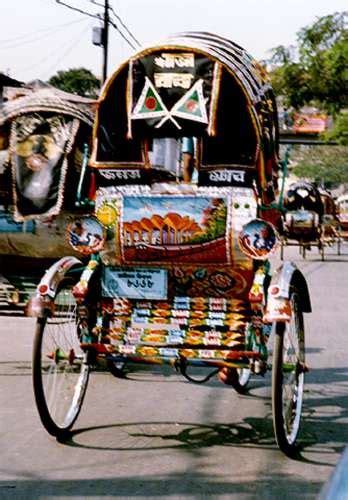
(121, 195, 229, 264)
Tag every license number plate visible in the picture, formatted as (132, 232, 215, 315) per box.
(102, 267, 168, 299)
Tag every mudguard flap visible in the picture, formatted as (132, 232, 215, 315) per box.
(263, 261, 311, 323)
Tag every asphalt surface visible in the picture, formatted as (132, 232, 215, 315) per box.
(0, 242, 348, 499)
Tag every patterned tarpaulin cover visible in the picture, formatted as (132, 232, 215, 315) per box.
(0, 85, 95, 222)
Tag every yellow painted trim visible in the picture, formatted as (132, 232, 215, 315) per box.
(207, 62, 222, 137)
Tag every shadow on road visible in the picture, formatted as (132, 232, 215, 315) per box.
(49, 366, 348, 468)
(0, 473, 323, 498)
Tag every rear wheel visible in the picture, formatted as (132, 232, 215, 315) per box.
(301, 242, 306, 259)
(107, 356, 128, 378)
(32, 276, 89, 438)
(272, 290, 305, 456)
(218, 366, 251, 394)
(233, 367, 251, 394)
(337, 234, 341, 255)
(319, 238, 325, 261)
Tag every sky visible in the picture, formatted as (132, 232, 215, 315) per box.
(1, 0, 346, 84)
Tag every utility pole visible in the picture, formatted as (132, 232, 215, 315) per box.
(57, 0, 140, 84)
(102, 0, 109, 84)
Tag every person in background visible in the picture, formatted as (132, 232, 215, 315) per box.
(181, 136, 195, 183)
(149, 136, 197, 183)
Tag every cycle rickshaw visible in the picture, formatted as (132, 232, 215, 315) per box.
(28, 32, 311, 456)
(336, 193, 348, 240)
(280, 180, 327, 260)
(319, 188, 341, 255)
(0, 84, 95, 308)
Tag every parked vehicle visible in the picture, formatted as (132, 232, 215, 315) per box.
(336, 193, 348, 239)
(28, 32, 311, 456)
(0, 84, 95, 309)
(319, 188, 341, 254)
(280, 180, 326, 260)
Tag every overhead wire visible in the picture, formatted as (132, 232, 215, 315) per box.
(0, 19, 86, 50)
(43, 22, 94, 78)
(108, 5, 141, 47)
(80, 0, 141, 44)
(20, 19, 93, 78)
(79, 0, 104, 7)
(0, 19, 85, 43)
(56, 0, 101, 20)
(63, 0, 141, 49)
(13, 0, 142, 80)
(108, 18, 138, 51)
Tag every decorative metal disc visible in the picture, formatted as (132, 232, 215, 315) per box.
(96, 202, 118, 227)
(238, 218, 278, 260)
(67, 217, 105, 255)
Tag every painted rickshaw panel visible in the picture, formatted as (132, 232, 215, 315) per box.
(336, 194, 348, 233)
(75, 33, 299, 354)
(0, 86, 95, 307)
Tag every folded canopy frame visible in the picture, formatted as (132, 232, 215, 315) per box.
(91, 31, 279, 201)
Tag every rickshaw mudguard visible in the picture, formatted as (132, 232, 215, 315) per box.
(263, 261, 311, 323)
(26, 256, 83, 317)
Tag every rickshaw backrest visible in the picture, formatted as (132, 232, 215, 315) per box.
(284, 181, 324, 217)
(337, 194, 348, 230)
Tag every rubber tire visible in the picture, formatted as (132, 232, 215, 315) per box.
(220, 367, 251, 394)
(107, 358, 128, 378)
(272, 290, 305, 457)
(319, 239, 325, 261)
(32, 276, 89, 438)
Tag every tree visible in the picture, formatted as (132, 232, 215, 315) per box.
(268, 12, 348, 189)
(290, 145, 348, 189)
(48, 68, 101, 98)
(325, 112, 348, 146)
(268, 11, 347, 114)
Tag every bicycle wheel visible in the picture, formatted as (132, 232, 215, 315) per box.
(272, 290, 305, 456)
(32, 276, 89, 438)
(301, 243, 306, 259)
(107, 356, 128, 378)
(234, 367, 251, 394)
(319, 239, 325, 261)
(337, 234, 341, 256)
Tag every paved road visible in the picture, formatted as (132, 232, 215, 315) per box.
(0, 243, 347, 499)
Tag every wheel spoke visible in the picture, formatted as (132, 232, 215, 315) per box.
(272, 290, 305, 455)
(32, 276, 89, 437)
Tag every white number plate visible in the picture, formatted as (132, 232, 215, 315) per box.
(102, 267, 168, 299)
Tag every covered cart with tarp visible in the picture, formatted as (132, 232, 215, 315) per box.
(0, 84, 95, 309)
(336, 193, 348, 239)
(319, 187, 341, 254)
(29, 32, 311, 456)
(280, 180, 340, 260)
